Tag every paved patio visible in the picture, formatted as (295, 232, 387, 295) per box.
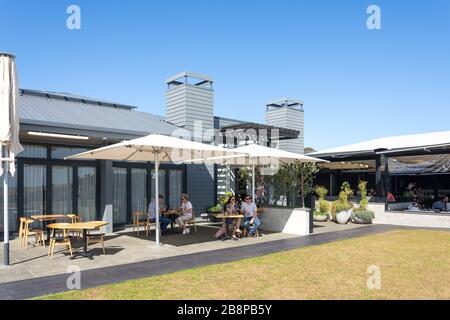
(0, 220, 373, 285)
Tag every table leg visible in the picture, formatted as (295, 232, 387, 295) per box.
(224, 219, 231, 240)
(46, 222, 51, 242)
(71, 229, 93, 260)
(83, 229, 88, 254)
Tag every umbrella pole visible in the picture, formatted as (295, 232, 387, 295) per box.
(252, 162, 256, 203)
(2, 145, 9, 266)
(155, 153, 160, 247)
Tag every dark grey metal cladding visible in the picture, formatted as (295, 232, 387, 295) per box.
(186, 164, 215, 214)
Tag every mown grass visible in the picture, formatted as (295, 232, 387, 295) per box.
(38, 230, 450, 300)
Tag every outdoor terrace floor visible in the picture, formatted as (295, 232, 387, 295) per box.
(0, 221, 293, 284)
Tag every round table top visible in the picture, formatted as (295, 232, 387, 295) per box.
(47, 221, 108, 230)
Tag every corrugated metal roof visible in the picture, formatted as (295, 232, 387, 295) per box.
(19, 89, 180, 136)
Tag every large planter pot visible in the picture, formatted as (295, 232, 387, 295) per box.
(351, 211, 374, 224)
(313, 214, 328, 222)
(352, 216, 372, 224)
(336, 211, 351, 224)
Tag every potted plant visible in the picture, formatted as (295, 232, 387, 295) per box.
(313, 185, 330, 222)
(331, 182, 353, 224)
(352, 181, 375, 224)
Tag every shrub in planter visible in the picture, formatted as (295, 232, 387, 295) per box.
(352, 209, 375, 224)
(207, 204, 223, 213)
(314, 186, 330, 222)
(332, 182, 353, 224)
(351, 180, 375, 224)
(314, 199, 330, 222)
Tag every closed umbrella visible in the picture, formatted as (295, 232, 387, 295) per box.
(0, 53, 23, 266)
(66, 134, 243, 246)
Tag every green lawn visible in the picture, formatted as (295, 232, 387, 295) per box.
(39, 230, 450, 300)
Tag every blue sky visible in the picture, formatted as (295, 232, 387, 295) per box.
(1, 0, 449, 150)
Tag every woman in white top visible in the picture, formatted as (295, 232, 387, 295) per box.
(176, 193, 194, 234)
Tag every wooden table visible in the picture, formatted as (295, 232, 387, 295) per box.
(212, 214, 244, 239)
(31, 214, 70, 241)
(47, 221, 108, 258)
(163, 210, 182, 231)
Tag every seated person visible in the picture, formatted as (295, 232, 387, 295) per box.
(148, 195, 171, 233)
(224, 195, 242, 240)
(407, 200, 422, 211)
(386, 192, 396, 202)
(175, 194, 194, 234)
(432, 196, 449, 211)
(241, 195, 261, 237)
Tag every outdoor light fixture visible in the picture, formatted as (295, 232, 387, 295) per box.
(28, 131, 89, 140)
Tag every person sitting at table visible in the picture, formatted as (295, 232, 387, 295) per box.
(407, 199, 422, 211)
(148, 195, 171, 234)
(241, 195, 260, 237)
(432, 196, 449, 212)
(224, 195, 242, 240)
(386, 192, 396, 202)
(175, 193, 194, 235)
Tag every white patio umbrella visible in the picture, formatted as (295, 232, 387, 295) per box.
(192, 143, 327, 203)
(66, 134, 243, 246)
(0, 53, 23, 266)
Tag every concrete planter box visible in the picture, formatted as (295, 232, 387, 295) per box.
(259, 207, 311, 235)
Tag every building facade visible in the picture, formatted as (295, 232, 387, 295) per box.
(0, 73, 304, 234)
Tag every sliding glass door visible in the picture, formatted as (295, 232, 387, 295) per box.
(23, 165, 47, 217)
(0, 172, 18, 231)
(151, 169, 166, 209)
(78, 167, 97, 221)
(113, 167, 128, 224)
(131, 168, 147, 214)
(169, 170, 183, 210)
(52, 166, 73, 214)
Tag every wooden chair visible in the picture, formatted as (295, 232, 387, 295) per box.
(145, 217, 156, 237)
(133, 211, 147, 235)
(67, 214, 83, 239)
(186, 210, 197, 233)
(18, 217, 25, 247)
(243, 227, 260, 238)
(243, 209, 262, 238)
(48, 227, 72, 259)
(86, 229, 106, 255)
(20, 217, 45, 247)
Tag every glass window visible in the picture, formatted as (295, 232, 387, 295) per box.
(169, 170, 183, 210)
(0, 172, 18, 232)
(131, 168, 147, 214)
(52, 166, 73, 214)
(23, 165, 47, 217)
(19, 144, 47, 159)
(51, 147, 88, 159)
(113, 167, 128, 224)
(151, 169, 166, 208)
(78, 167, 97, 221)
